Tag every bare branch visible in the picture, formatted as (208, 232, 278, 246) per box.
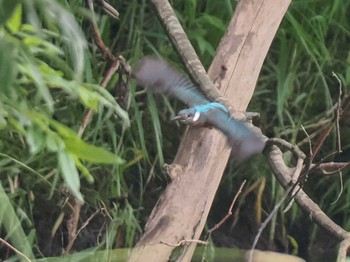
(267, 145, 349, 241)
(337, 237, 350, 262)
(0, 237, 32, 262)
(160, 239, 207, 247)
(208, 180, 246, 234)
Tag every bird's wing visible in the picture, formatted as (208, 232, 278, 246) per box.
(134, 57, 210, 106)
(206, 108, 266, 161)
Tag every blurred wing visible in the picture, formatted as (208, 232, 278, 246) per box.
(207, 109, 266, 161)
(134, 57, 209, 106)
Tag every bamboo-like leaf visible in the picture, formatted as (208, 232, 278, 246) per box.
(65, 137, 125, 165)
(58, 149, 83, 203)
(0, 183, 34, 259)
(6, 4, 22, 32)
(74, 155, 94, 183)
(0, 35, 17, 94)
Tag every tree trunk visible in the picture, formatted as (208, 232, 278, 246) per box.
(129, 0, 291, 261)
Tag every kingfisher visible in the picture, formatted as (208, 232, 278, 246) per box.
(134, 57, 266, 161)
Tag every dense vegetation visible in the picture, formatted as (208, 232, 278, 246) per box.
(0, 0, 349, 261)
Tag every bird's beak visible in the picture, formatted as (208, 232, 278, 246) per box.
(171, 115, 184, 121)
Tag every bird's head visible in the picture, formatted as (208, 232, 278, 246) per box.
(172, 108, 204, 125)
(171, 103, 228, 126)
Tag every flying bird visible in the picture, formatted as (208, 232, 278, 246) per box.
(134, 57, 265, 161)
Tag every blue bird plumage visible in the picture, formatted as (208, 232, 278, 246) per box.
(134, 57, 266, 161)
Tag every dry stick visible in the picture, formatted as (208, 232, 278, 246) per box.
(86, 0, 117, 61)
(65, 199, 82, 253)
(65, 1, 121, 253)
(95, 0, 119, 19)
(230, 178, 265, 229)
(75, 208, 101, 237)
(78, 60, 120, 136)
(161, 239, 208, 247)
(316, 162, 350, 176)
(79, 0, 122, 137)
(208, 180, 246, 234)
(0, 237, 32, 262)
(332, 72, 342, 153)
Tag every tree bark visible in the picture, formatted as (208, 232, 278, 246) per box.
(129, 0, 291, 261)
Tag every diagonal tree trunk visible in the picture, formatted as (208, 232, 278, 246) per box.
(129, 0, 291, 261)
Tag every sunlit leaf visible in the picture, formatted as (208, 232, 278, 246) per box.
(65, 137, 125, 165)
(58, 149, 83, 203)
(26, 125, 46, 153)
(46, 132, 65, 152)
(6, 4, 22, 32)
(74, 156, 94, 183)
(77, 87, 99, 112)
(18, 61, 54, 111)
(0, 0, 20, 25)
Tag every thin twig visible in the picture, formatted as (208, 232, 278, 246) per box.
(265, 138, 306, 160)
(65, 199, 82, 253)
(249, 157, 304, 262)
(86, 0, 116, 61)
(76, 208, 101, 237)
(208, 180, 246, 234)
(0, 237, 32, 262)
(160, 239, 207, 247)
(95, 0, 119, 18)
(78, 60, 120, 137)
(310, 162, 350, 176)
(332, 72, 343, 153)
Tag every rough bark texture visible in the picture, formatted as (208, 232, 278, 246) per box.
(129, 0, 291, 261)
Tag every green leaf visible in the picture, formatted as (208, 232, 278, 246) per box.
(58, 150, 84, 203)
(0, 0, 20, 25)
(0, 34, 18, 94)
(18, 61, 54, 111)
(22, 109, 125, 165)
(77, 87, 99, 111)
(26, 125, 46, 153)
(0, 183, 34, 259)
(65, 137, 125, 165)
(147, 92, 164, 165)
(47, 116, 124, 164)
(46, 132, 65, 152)
(74, 156, 94, 183)
(6, 4, 22, 32)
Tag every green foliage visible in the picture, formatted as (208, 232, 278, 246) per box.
(0, 183, 34, 260)
(0, 0, 133, 259)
